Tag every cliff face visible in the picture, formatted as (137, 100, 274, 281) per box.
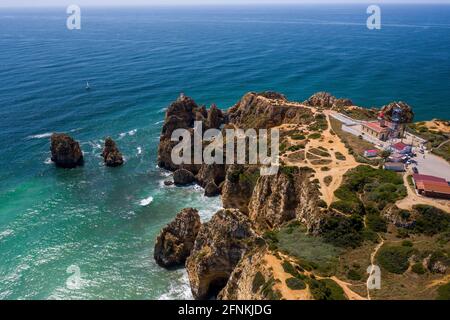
(218, 249, 269, 300)
(221, 165, 260, 214)
(248, 167, 324, 234)
(157, 95, 226, 174)
(227, 92, 314, 129)
(154, 208, 201, 268)
(305, 92, 353, 109)
(185, 209, 258, 300)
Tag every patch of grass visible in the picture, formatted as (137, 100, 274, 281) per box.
(412, 205, 450, 236)
(252, 272, 265, 293)
(308, 133, 322, 140)
(366, 214, 388, 233)
(285, 277, 306, 290)
(291, 133, 306, 140)
(282, 260, 299, 277)
(308, 278, 347, 300)
(411, 263, 426, 275)
(321, 214, 364, 248)
(310, 148, 331, 158)
(377, 245, 415, 274)
(437, 282, 450, 300)
(276, 223, 342, 276)
(335, 152, 346, 161)
(347, 269, 363, 281)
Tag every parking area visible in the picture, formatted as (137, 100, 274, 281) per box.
(411, 151, 450, 181)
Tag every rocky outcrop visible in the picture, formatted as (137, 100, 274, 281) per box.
(227, 92, 314, 129)
(154, 208, 201, 268)
(50, 133, 84, 168)
(248, 166, 324, 234)
(221, 165, 260, 214)
(102, 137, 124, 167)
(380, 101, 414, 123)
(305, 92, 353, 109)
(186, 209, 257, 300)
(173, 168, 195, 186)
(196, 163, 226, 188)
(204, 182, 220, 197)
(218, 248, 270, 300)
(157, 94, 226, 174)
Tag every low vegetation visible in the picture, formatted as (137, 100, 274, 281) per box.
(377, 245, 415, 274)
(285, 277, 306, 290)
(308, 278, 347, 300)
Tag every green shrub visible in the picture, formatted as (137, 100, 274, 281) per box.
(308, 133, 322, 140)
(285, 277, 306, 290)
(402, 240, 413, 247)
(412, 205, 450, 236)
(317, 199, 328, 208)
(437, 282, 450, 300)
(335, 152, 346, 161)
(282, 260, 298, 277)
(321, 215, 364, 248)
(411, 263, 426, 275)
(252, 272, 266, 293)
(308, 278, 347, 300)
(366, 214, 388, 233)
(377, 246, 415, 274)
(291, 134, 306, 140)
(347, 269, 362, 281)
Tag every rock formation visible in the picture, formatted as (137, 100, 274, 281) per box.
(204, 182, 220, 197)
(227, 92, 314, 129)
(218, 248, 270, 300)
(157, 94, 226, 174)
(248, 166, 324, 233)
(380, 101, 414, 123)
(154, 208, 201, 268)
(173, 168, 196, 186)
(50, 133, 84, 168)
(102, 137, 124, 167)
(186, 209, 257, 299)
(305, 92, 353, 109)
(221, 165, 260, 214)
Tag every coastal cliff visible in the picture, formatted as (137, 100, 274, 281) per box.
(155, 92, 450, 301)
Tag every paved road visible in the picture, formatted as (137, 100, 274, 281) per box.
(412, 152, 450, 181)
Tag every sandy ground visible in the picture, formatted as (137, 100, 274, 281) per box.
(265, 254, 311, 300)
(396, 171, 450, 212)
(282, 110, 359, 205)
(422, 120, 450, 134)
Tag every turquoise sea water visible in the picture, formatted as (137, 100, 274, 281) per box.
(0, 5, 449, 299)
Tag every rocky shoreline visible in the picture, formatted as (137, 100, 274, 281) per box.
(153, 91, 360, 299)
(154, 91, 450, 300)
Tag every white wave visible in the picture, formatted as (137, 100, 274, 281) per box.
(44, 158, 52, 165)
(119, 129, 138, 139)
(137, 147, 142, 155)
(158, 269, 193, 300)
(154, 120, 164, 125)
(0, 229, 14, 241)
(139, 196, 153, 206)
(27, 132, 52, 139)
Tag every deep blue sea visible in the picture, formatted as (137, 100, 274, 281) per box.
(0, 4, 449, 299)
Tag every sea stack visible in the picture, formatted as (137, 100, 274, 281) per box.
(102, 137, 124, 167)
(50, 133, 84, 168)
(154, 208, 201, 268)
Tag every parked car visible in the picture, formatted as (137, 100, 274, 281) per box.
(412, 167, 419, 174)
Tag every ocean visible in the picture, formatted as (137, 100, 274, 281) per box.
(0, 4, 449, 299)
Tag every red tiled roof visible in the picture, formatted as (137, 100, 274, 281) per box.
(363, 122, 389, 133)
(421, 181, 450, 195)
(393, 142, 409, 151)
(413, 174, 447, 184)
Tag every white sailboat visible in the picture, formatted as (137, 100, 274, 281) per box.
(85, 81, 91, 90)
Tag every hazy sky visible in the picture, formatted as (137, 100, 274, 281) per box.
(1, 0, 449, 7)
